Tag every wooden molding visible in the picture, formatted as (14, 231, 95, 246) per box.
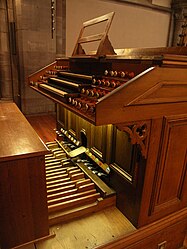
(116, 121, 151, 159)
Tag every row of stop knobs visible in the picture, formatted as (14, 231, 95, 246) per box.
(104, 70, 135, 78)
(92, 78, 125, 88)
(54, 65, 68, 70)
(81, 87, 108, 98)
(68, 97, 96, 113)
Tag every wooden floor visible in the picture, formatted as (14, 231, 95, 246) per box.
(17, 206, 135, 249)
(24, 114, 136, 249)
(37, 207, 135, 249)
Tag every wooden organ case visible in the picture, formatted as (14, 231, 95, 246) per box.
(28, 13, 187, 249)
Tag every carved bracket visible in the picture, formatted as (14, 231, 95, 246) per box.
(117, 121, 151, 159)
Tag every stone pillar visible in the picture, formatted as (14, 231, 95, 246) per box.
(14, 0, 66, 114)
(0, 0, 66, 112)
(171, 0, 187, 46)
(0, 0, 13, 101)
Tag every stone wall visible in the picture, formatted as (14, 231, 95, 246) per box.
(15, 0, 66, 114)
(0, 0, 13, 101)
(0, 0, 66, 114)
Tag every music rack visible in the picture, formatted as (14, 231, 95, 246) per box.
(72, 12, 116, 57)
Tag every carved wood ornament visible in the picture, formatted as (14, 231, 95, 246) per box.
(117, 121, 151, 159)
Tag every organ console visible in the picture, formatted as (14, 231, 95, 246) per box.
(27, 12, 187, 249)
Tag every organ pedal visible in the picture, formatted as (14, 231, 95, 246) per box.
(45, 141, 116, 225)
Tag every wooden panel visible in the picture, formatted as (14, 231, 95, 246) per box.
(149, 115, 187, 217)
(0, 156, 49, 249)
(67, 111, 77, 137)
(90, 124, 107, 160)
(112, 127, 133, 176)
(110, 134, 146, 227)
(28, 62, 56, 85)
(129, 81, 187, 105)
(57, 104, 66, 126)
(96, 66, 187, 125)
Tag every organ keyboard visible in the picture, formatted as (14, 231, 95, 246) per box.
(39, 84, 68, 98)
(28, 12, 187, 249)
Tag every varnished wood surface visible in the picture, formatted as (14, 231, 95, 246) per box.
(96, 207, 187, 249)
(0, 102, 49, 249)
(96, 66, 187, 125)
(26, 113, 56, 143)
(16, 208, 187, 249)
(106, 46, 187, 59)
(0, 156, 49, 248)
(36, 206, 135, 249)
(0, 102, 47, 161)
(16, 110, 187, 249)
